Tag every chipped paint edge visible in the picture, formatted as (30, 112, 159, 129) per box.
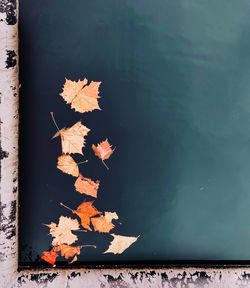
(1, 1, 250, 287)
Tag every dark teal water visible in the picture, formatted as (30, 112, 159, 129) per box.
(19, 0, 250, 265)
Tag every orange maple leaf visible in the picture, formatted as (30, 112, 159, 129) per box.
(91, 212, 118, 233)
(74, 174, 100, 198)
(53, 244, 96, 262)
(60, 201, 101, 231)
(74, 201, 101, 230)
(53, 244, 81, 259)
(41, 250, 58, 265)
(92, 139, 114, 169)
(60, 78, 101, 113)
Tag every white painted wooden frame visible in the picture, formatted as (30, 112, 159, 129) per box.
(1, 2, 250, 287)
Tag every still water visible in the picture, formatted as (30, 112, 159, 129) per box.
(19, 0, 250, 265)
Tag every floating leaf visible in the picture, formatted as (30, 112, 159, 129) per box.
(41, 250, 58, 265)
(42, 77, 139, 263)
(74, 174, 100, 198)
(45, 216, 80, 246)
(92, 139, 114, 169)
(53, 121, 90, 155)
(91, 212, 118, 233)
(74, 201, 101, 230)
(57, 154, 79, 177)
(60, 78, 101, 113)
(104, 234, 139, 254)
(60, 201, 101, 231)
(53, 244, 81, 259)
(54, 244, 96, 261)
(69, 255, 78, 264)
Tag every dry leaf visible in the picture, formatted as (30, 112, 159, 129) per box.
(91, 212, 118, 233)
(104, 212, 119, 222)
(104, 234, 139, 254)
(74, 201, 101, 230)
(60, 78, 101, 113)
(41, 250, 58, 265)
(60, 79, 87, 104)
(92, 139, 114, 161)
(92, 139, 114, 169)
(53, 244, 81, 259)
(57, 154, 79, 177)
(69, 255, 78, 264)
(46, 216, 80, 246)
(74, 174, 100, 198)
(53, 122, 90, 155)
(51, 243, 96, 264)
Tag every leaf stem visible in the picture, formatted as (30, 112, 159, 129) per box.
(50, 112, 60, 132)
(77, 160, 88, 165)
(79, 245, 97, 249)
(102, 160, 109, 170)
(60, 202, 74, 213)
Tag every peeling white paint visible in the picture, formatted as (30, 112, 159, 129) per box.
(1, 1, 250, 287)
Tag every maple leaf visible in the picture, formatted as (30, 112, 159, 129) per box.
(53, 244, 81, 259)
(41, 250, 58, 265)
(104, 234, 139, 254)
(54, 244, 96, 263)
(57, 154, 79, 177)
(60, 78, 101, 113)
(60, 201, 101, 230)
(45, 216, 80, 246)
(74, 201, 101, 230)
(74, 174, 100, 198)
(53, 121, 90, 155)
(92, 139, 114, 169)
(91, 212, 118, 233)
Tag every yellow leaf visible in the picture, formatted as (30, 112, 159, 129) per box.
(104, 212, 119, 223)
(53, 122, 90, 155)
(57, 154, 79, 177)
(60, 78, 101, 113)
(46, 216, 80, 246)
(104, 234, 139, 254)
